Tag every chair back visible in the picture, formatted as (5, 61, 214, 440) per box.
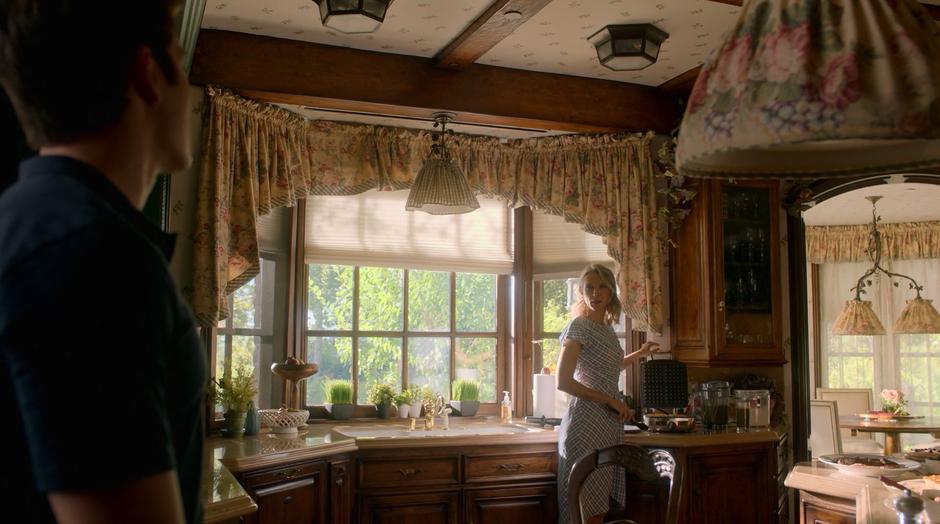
(810, 400, 843, 459)
(817, 388, 874, 441)
(568, 444, 682, 524)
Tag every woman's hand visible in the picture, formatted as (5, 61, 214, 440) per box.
(639, 341, 662, 356)
(607, 398, 633, 422)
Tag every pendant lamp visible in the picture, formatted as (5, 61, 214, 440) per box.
(832, 196, 940, 336)
(677, 0, 940, 179)
(405, 112, 479, 215)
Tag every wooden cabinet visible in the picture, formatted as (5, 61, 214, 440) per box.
(687, 445, 775, 523)
(671, 179, 785, 366)
(330, 460, 353, 524)
(463, 485, 555, 524)
(354, 443, 557, 524)
(359, 491, 460, 524)
(799, 491, 855, 524)
(239, 459, 337, 524)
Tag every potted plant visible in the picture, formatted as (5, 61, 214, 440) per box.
(395, 388, 413, 418)
(450, 379, 480, 417)
(323, 379, 354, 420)
(368, 382, 396, 419)
(210, 365, 258, 438)
(409, 385, 426, 419)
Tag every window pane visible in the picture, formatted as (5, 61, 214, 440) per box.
(232, 277, 257, 329)
(408, 337, 450, 399)
(216, 335, 227, 381)
(540, 338, 562, 375)
(306, 337, 352, 405)
(456, 273, 496, 332)
(358, 337, 402, 404)
(455, 337, 496, 402)
(541, 279, 570, 333)
(231, 336, 259, 376)
(359, 267, 403, 331)
(307, 264, 353, 330)
(408, 270, 450, 331)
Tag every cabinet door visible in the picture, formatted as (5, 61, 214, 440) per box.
(358, 491, 459, 524)
(464, 484, 556, 524)
(801, 499, 854, 524)
(330, 460, 353, 524)
(253, 477, 325, 524)
(687, 448, 773, 523)
(713, 179, 783, 363)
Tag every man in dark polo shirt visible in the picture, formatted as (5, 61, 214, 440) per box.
(0, 1, 206, 523)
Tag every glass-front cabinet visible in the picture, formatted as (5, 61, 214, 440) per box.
(671, 179, 784, 366)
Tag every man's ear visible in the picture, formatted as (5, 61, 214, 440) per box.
(127, 46, 161, 106)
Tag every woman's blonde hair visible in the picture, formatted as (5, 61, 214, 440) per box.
(571, 264, 622, 324)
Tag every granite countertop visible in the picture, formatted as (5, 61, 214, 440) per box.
(202, 418, 785, 522)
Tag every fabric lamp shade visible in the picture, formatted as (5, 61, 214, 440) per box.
(832, 300, 887, 336)
(677, 0, 940, 179)
(405, 156, 480, 215)
(894, 298, 940, 334)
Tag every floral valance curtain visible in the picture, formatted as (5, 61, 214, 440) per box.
(192, 87, 664, 333)
(806, 221, 940, 263)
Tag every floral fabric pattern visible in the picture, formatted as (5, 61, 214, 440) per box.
(677, 0, 940, 178)
(192, 88, 665, 333)
(806, 221, 940, 263)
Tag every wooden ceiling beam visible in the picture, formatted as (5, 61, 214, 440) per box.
(189, 29, 680, 134)
(434, 0, 553, 70)
(659, 65, 701, 93)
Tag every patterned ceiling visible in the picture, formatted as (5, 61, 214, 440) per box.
(201, 0, 741, 87)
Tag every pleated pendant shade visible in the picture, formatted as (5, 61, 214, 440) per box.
(832, 300, 886, 336)
(405, 156, 479, 215)
(894, 298, 940, 334)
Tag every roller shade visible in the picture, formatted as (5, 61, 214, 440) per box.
(532, 210, 614, 279)
(304, 190, 513, 274)
(257, 205, 291, 255)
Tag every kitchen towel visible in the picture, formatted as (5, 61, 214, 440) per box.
(533, 373, 556, 418)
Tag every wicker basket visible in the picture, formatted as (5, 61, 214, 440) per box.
(258, 408, 310, 434)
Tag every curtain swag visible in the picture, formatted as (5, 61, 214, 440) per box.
(192, 86, 665, 333)
(806, 221, 940, 264)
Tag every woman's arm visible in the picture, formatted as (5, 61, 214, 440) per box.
(557, 338, 632, 420)
(621, 341, 661, 369)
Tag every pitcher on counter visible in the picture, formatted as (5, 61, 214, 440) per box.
(556, 264, 661, 524)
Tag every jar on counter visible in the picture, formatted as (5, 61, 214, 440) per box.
(735, 389, 771, 428)
(699, 381, 731, 430)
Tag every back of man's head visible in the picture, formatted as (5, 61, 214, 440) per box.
(0, 0, 183, 149)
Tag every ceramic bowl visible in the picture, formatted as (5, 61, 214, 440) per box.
(258, 408, 310, 434)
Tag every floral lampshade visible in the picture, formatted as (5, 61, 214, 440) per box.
(894, 298, 940, 334)
(676, 0, 940, 179)
(832, 300, 886, 336)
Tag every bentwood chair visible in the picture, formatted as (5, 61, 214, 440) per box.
(568, 444, 682, 524)
(816, 388, 883, 454)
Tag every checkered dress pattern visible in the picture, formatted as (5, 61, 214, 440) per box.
(557, 316, 625, 524)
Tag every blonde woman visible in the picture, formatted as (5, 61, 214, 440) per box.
(556, 264, 660, 524)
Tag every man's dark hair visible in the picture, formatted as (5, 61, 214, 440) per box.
(0, 0, 182, 148)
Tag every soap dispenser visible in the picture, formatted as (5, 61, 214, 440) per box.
(500, 391, 513, 423)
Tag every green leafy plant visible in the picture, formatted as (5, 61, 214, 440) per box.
(210, 365, 258, 412)
(451, 379, 480, 402)
(395, 388, 413, 406)
(418, 385, 435, 404)
(367, 382, 396, 406)
(654, 131, 696, 250)
(323, 379, 353, 404)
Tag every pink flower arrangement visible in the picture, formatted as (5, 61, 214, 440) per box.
(880, 389, 909, 416)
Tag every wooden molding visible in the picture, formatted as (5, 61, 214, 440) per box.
(434, 0, 553, 70)
(659, 65, 701, 93)
(190, 30, 680, 133)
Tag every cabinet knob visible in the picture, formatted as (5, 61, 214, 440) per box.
(282, 495, 293, 505)
(398, 468, 422, 478)
(717, 301, 725, 312)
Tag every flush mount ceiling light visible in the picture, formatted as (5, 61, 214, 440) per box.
(832, 196, 940, 336)
(406, 112, 480, 215)
(312, 0, 393, 34)
(677, 0, 940, 179)
(588, 24, 669, 71)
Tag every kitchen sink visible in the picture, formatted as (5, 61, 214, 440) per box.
(332, 423, 538, 439)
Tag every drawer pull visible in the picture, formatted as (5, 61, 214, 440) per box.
(499, 463, 525, 472)
(278, 467, 302, 480)
(282, 495, 293, 505)
(398, 468, 422, 478)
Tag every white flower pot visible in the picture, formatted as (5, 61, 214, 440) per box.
(410, 401, 424, 418)
(398, 404, 410, 418)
